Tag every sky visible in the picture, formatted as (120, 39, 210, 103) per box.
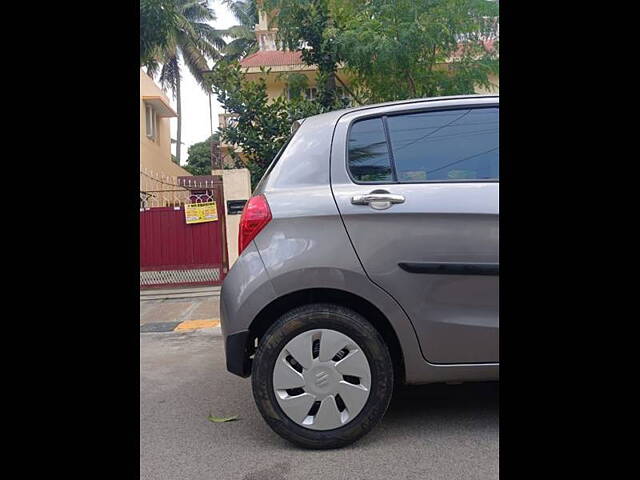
(166, 1, 238, 165)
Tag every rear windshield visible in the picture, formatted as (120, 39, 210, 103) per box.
(253, 120, 303, 193)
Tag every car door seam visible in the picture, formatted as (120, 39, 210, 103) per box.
(327, 115, 434, 365)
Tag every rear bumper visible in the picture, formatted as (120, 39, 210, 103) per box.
(219, 241, 277, 378)
(225, 330, 252, 377)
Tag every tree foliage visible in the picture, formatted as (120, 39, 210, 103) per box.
(219, 0, 260, 61)
(141, 0, 226, 163)
(263, 0, 343, 108)
(143, 0, 224, 93)
(262, 0, 498, 103)
(140, 0, 180, 67)
(336, 0, 499, 102)
(184, 133, 220, 176)
(278, 72, 310, 99)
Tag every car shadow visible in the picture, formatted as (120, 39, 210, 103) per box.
(259, 381, 499, 451)
(389, 381, 498, 416)
(354, 381, 499, 448)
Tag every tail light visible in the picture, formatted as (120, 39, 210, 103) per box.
(238, 194, 272, 255)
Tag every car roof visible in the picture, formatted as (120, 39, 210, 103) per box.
(300, 94, 499, 126)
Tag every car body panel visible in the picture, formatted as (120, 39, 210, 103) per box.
(330, 99, 499, 363)
(220, 241, 277, 340)
(219, 95, 499, 385)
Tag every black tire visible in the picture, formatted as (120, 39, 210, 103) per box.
(251, 303, 394, 449)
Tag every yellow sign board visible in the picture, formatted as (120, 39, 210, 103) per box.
(184, 201, 218, 224)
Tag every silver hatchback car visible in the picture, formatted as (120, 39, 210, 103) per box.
(220, 95, 499, 449)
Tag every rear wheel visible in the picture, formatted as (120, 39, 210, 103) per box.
(251, 303, 394, 449)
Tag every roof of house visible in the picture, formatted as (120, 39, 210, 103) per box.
(452, 38, 496, 57)
(239, 38, 496, 69)
(239, 50, 304, 68)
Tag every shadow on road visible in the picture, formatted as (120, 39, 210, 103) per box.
(257, 381, 499, 450)
(353, 381, 499, 447)
(390, 381, 498, 416)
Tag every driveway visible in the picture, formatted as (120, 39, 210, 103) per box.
(140, 328, 498, 480)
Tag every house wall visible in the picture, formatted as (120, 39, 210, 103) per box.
(140, 70, 191, 178)
(213, 168, 252, 267)
(246, 67, 497, 102)
(244, 69, 352, 101)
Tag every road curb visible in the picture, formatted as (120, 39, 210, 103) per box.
(140, 286, 221, 301)
(140, 318, 221, 333)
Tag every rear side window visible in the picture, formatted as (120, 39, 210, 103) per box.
(252, 121, 301, 193)
(387, 108, 499, 182)
(347, 107, 499, 183)
(347, 118, 393, 182)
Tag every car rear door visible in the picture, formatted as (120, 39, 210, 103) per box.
(330, 98, 499, 364)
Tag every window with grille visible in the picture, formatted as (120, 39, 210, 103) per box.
(145, 104, 157, 140)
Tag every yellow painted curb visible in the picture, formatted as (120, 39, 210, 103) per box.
(174, 319, 220, 331)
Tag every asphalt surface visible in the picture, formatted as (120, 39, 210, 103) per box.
(140, 330, 498, 480)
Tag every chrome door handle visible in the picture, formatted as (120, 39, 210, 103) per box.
(351, 193, 405, 210)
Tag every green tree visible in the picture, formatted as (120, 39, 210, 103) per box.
(262, 0, 498, 104)
(336, 0, 499, 102)
(142, 0, 226, 164)
(205, 61, 325, 187)
(140, 0, 179, 67)
(219, 0, 259, 61)
(278, 72, 310, 100)
(263, 0, 346, 108)
(183, 134, 220, 175)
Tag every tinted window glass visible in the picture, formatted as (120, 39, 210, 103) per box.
(387, 108, 499, 182)
(348, 118, 393, 182)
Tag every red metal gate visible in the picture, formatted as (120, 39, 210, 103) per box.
(139, 174, 228, 289)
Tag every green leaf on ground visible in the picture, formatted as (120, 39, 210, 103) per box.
(208, 414, 239, 423)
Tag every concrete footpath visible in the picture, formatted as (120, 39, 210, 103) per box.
(140, 286, 221, 333)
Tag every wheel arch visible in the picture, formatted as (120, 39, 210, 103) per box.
(248, 288, 406, 386)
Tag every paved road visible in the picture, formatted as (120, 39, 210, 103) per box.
(140, 296, 220, 326)
(141, 330, 498, 480)
(140, 294, 221, 332)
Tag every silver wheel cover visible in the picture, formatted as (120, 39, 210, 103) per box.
(272, 329, 372, 431)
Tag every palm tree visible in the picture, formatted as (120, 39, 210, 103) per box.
(145, 0, 226, 164)
(220, 0, 258, 61)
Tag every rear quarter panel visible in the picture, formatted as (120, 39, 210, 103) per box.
(250, 114, 427, 383)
